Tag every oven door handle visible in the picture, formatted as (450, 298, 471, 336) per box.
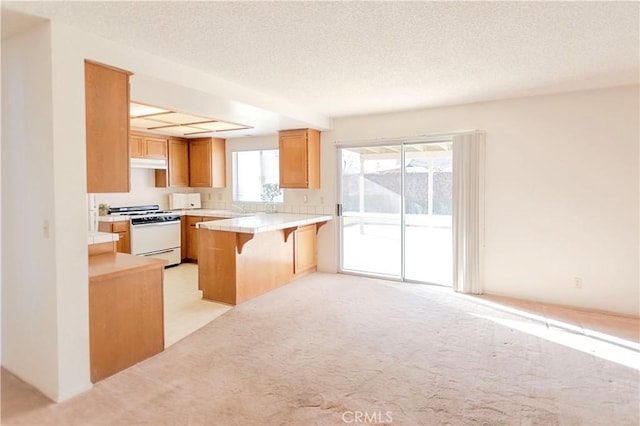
(139, 248, 176, 256)
(130, 221, 180, 227)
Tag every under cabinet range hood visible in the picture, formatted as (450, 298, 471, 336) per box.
(130, 157, 168, 169)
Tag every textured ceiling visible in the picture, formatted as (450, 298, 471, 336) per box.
(3, 1, 639, 118)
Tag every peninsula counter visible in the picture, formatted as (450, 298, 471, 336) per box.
(196, 213, 331, 305)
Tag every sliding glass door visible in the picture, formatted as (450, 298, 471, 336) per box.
(339, 145, 402, 277)
(403, 143, 453, 284)
(339, 141, 453, 285)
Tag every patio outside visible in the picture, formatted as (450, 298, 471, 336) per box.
(340, 144, 452, 285)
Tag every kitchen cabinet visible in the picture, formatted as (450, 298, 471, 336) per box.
(181, 216, 188, 260)
(85, 61, 132, 193)
(98, 221, 130, 254)
(189, 137, 226, 188)
(294, 224, 317, 276)
(129, 134, 144, 158)
(89, 252, 165, 382)
(130, 132, 168, 160)
(186, 216, 223, 261)
(156, 137, 189, 188)
(197, 218, 327, 305)
(279, 128, 320, 189)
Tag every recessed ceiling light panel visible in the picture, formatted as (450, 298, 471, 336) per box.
(130, 101, 252, 136)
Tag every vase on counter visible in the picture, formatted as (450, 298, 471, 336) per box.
(265, 201, 277, 214)
(261, 183, 281, 214)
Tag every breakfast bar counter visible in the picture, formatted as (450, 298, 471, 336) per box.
(196, 213, 332, 305)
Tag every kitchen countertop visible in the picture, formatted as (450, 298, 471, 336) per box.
(180, 209, 250, 218)
(98, 209, 249, 222)
(98, 215, 130, 222)
(195, 213, 332, 234)
(88, 231, 119, 245)
(89, 252, 167, 282)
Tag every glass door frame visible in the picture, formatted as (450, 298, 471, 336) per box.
(336, 136, 453, 285)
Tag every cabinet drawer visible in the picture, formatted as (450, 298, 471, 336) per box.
(112, 221, 129, 232)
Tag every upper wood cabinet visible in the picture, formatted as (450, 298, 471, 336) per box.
(130, 132, 167, 160)
(85, 61, 132, 193)
(155, 137, 189, 188)
(189, 137, 226, 188)
(279, 128, 320, 189)
(129, 134, 144, 158)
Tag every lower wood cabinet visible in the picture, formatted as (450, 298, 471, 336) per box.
(98, 221, 130, 254)
(197, 221, 325, 305)
(185, 216, 223, 261)
(294, 224, 317, 276)
(181, 216, 188, 260)
(88, 253, 165, 383)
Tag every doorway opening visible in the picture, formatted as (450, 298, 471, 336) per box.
(338, 140, 453, 285)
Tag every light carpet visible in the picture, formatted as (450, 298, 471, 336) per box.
(2, 273, 638, 425)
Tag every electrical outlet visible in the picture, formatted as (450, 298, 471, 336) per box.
(320, 196, 324, 204)
(303, 195, 308, 204)
(207, 193, 212, 201)
(574, 277, 582, 289)
(217, 193, 222, 201)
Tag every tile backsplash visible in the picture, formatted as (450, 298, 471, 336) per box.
(95, 168, 334, 216)
(201, 200, 334, 215)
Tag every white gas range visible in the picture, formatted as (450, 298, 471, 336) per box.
(109, 204, 181, 266)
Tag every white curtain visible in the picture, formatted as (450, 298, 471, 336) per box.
(452, 132, 485, 294)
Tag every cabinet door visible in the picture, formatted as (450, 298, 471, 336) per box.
(210, 138, 226, 188)
(186, 216, 202, 260)
(294, 224, 317, 275)
(188, 138, 226, 188)
(144, 137, 168, 159)
(279, 130, 309, 188)
(85, 61, 131, 193)
(155, 138, 189, 188)
(112, 221, 130, 253)
(130, 134, 144, 158)
(181, 216, 188, 260)
(186, 216, 223, 260)
(168, 139, 189, 186)
(98, 221, 130, 254)
(189, 140, 212, 187)
(116, 231, 130, 254)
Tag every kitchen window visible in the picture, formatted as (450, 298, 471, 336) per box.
(232, 149, 283, 202)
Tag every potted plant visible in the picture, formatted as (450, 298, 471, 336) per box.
(98, 203, 109, 216)
(260, 183, 281, 213)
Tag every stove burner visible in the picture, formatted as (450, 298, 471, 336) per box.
(108, 205, 181, 224)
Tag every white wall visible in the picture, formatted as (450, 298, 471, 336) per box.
(96, 168, 195, 210)
(49, 24, 93, 400)
(1, 22, 65, 400)
(321, 86, 639, 315)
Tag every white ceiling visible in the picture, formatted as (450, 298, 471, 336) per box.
(2, 1, 639, 129)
